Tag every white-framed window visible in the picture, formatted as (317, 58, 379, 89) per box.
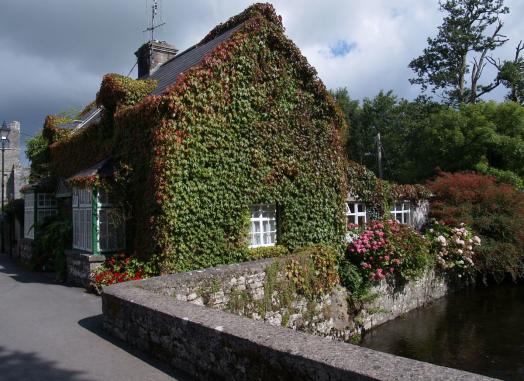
(37, 193, 58, 222)
(249, 204, 277, 248)
(98, 188, 125, 253)
(24, 192, 35, 239)
(346, 202, 367, 226)
(37, 193, 57, 209)
(72, 187, 125, 253)
(391, 201, 411, 225)
(24, 192, 57, 239)
(73, 187, 93, 252)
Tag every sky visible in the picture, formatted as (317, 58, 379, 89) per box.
(1, 0, 523, 163)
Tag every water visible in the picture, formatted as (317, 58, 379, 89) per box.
(360, 283, 524, 380)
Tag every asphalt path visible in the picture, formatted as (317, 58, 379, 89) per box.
(0, 254, 189, 381)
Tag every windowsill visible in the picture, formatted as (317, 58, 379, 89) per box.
(249, 244, 276, 249)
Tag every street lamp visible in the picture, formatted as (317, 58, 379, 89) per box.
(0, 122, 10, 254)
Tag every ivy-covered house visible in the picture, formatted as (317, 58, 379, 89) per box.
(24, 3, 430, 285)
(27, 3, 349, 283)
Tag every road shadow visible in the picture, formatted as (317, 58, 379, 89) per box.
(0, 346, 95, 381)
(78, 314, 192, 381)
(0, 253, 82, 289)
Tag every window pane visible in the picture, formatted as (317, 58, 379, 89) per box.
(249, 204, 276, 247)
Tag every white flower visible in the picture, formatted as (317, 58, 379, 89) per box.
(473, 236, 481, 245)
(457, 249, 463, 254)
(437, 235, 447, 246)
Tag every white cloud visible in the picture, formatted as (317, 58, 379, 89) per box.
(1, 0, 523, 147)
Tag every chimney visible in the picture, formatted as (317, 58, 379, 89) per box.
(135, 40, 178, 78)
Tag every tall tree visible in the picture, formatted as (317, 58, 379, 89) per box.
(491, 41, 524, 105)
(409, 0, 509, 106)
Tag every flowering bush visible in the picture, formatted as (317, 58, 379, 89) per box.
(429, 171, 524, 281)
(92, 254, 154, 291)
(425, 221, 481, 277)
(342, 220, 430, 288)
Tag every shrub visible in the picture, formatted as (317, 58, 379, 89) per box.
(344, 220, 430, 285)
(285, 245, 340, 299)
(247, 245, 289, 260)
(428, 171, 524, 281)
(425, 221, 480, 277)
(92, 254, 155, 291)
(32, 216, 71, 281)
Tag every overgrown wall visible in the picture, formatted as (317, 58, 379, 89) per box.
(45, 4, 348, 273)
(115, 257, 467, 341)
(102, 259, 490, 380)
(143, 5, 347, 271)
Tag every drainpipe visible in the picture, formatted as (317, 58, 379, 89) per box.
(91, 186, 99, 256)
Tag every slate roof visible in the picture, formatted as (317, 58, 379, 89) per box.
(149, 23, 244, 95)
(74, 23, 244, 130)
(67, 157, 113, 182)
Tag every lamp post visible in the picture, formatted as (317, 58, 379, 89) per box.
(0, 122, 10, 254)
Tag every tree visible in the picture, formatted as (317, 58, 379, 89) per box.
(25, 131, 50, 183)
(491, 41, 524, 105)
(409, 0, 509, 106)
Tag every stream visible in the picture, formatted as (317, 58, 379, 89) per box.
(359, 283, 524, 380)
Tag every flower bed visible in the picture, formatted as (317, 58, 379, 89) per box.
(92, 254, 154, 293)
(425, 221, 481, 277)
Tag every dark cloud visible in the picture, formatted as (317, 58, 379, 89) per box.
(0, 0, 522, 163)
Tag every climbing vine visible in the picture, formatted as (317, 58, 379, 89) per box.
(38, 4, 348, 273)
(347, 161, 431, 220)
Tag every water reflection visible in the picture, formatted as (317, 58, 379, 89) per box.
(360, 284, 524, 380)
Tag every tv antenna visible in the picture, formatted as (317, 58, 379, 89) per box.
(144, 0, 165, 41)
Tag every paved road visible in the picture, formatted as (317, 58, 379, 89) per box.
(0, 254, 188, 381)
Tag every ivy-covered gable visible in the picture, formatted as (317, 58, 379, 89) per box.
(139, 3, 347, 271)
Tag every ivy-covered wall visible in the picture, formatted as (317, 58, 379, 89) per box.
(46, 4, 348, 273)
(347, 161, 432, 220)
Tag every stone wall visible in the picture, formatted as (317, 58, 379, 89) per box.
(102, 269, 492, 380)
(138, 258, 462, 340)
(18, 238, 34, 264)
(139, 258, 355, 340)
(65, 249, 105, 288)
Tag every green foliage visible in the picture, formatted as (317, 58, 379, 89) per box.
(285, 245, 340, 299)
(389, 222, 432, 280)
(344, 220, 431, 287)
(247, 245, 289, 260)
(226, 245, 339, 323)
(347, 161, 431, 220)
(96, 73, 158, 113)
(425, 221, 480, 278)
(334, 89, 524, 186)
(38, 4, 346, 273)
(48, 74, 157, 180)
(429, 171, 524, 281)
(338, 260, 367, 297)
(92, 253, 156, 292)
(496, 42, 524, 105)
(409, 0, 509, 105)
(115, 5, 347, 272)
(32, 216, 71, 281)
(25, 132, 50, 183)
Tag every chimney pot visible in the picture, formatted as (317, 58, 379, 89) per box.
(135, 41, 178, 78)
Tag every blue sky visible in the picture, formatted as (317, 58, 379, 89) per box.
(0, 0, 523, 164)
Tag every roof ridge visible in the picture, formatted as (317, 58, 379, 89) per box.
(199, 3, 282, 45)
